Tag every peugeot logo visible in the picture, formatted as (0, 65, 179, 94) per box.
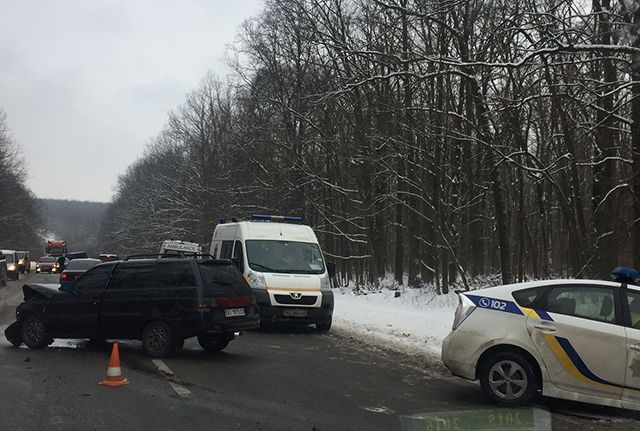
(290, 293, 302, 300)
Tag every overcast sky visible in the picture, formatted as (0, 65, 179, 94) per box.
(0, 0, 263, 202)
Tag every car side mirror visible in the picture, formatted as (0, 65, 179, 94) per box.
(326, 262, 336, 278)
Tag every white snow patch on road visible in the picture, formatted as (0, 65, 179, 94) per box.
(333, 288, 458, 359)
(50, 339, 85, 349)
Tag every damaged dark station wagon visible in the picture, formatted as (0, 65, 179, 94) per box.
(4, 256, 260, 357)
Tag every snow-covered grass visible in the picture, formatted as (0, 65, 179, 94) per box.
(333, 286, 460, 361)
(331, 274, 506, 360)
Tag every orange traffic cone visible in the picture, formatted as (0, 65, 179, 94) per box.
(99, 342, 129, 387)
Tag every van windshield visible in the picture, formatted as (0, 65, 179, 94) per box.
(245, 240, 325, 274)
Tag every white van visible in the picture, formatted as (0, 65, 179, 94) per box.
(209, 214, 335, 331)
(159, 240, 202, 256)
(0, 249, 18, 281)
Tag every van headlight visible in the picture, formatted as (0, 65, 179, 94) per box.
(321, 276, 331, 290)
(7, 264, 16, 271)
(245, 270, 266, 289)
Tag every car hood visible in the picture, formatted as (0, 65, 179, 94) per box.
(23, 283, 61, 300)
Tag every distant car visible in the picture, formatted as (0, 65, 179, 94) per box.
(36, 256, 57, 273)
(65, 251, 89, 260)
(0, 250, 19, 280)
(16, 251, 30, 274)
(6, 256, 260, 357)
(60, 258, 100, 287)
(442, 269, 640, 411)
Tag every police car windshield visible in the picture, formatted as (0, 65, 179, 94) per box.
(246, 240, 325, 274)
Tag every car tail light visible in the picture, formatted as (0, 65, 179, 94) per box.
(61, 272, 69, 281)
(197, 296, 252, 309)
(216, 296, 252, 308)
(452, 293, 476, 330)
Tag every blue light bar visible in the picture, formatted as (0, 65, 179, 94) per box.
(250, 214, 302, 224)
(611, 267, 639, 284)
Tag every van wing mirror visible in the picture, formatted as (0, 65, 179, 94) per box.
(326, 262, 336, 278)
(230, 257, 243, 271)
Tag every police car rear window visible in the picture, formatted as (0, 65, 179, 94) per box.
(512, 287, 546, 308)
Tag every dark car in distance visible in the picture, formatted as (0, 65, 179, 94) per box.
(5, 256, 260, 357)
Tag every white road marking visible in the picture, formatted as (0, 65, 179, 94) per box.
(362, 406, 395, 415)
(151, 359, 191, 398)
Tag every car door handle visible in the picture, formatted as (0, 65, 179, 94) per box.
(533, 322, 558, 333)
(630, 344, 640, 352)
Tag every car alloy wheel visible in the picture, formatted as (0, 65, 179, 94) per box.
(21, 316, 49, 349)
(488, 360, 528, 400)
(142, 321, 173, 358)
(479, 351, 538, 406)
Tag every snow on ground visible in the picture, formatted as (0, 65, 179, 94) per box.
(333, 287, 459, 361)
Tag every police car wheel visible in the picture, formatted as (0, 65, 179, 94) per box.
(142, 321, 174, 358)
(479, 352, 538, 406)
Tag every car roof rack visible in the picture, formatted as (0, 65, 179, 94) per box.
(123, 253, 216, 261)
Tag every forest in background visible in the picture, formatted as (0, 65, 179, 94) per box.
(39, 199, 109, 256)
(0, 110, 42, 253)
(95, 0, 640, 292)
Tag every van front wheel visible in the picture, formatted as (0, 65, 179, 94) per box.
(316, 319, 332, 332)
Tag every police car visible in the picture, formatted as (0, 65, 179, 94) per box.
(442, 268, 640, 410)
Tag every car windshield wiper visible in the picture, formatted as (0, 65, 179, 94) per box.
(249, 262, 276, 272)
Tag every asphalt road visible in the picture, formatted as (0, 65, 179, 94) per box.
(1, 273, 639, 430)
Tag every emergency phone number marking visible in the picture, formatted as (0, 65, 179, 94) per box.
(478, 297, 507, 311)
(465, 294, 524, 316)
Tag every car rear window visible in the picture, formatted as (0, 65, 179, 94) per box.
(512, 287, 546, 308)
(198, 263, 250, 296)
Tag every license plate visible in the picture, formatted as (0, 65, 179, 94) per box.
(224, 308, 246, 318)
(283, 309, 308, 317)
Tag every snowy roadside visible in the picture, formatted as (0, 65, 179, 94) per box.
(332, 287, 458, 364)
